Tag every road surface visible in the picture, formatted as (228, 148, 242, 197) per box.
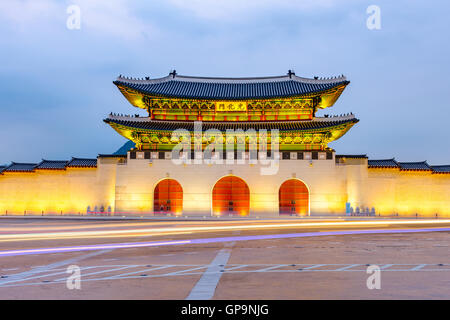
(0, 217, 449, 299)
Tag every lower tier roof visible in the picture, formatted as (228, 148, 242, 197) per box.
(103, 115, 359, 132)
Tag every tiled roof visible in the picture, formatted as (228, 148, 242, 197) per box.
(368, 159, 450, 173)
(431, 165, 450, 174)
(0, 158, 98, 173)
(66, 157, 97, 168)
(114, 72, 349, 100)
(398, 161, 432, 171)
(368, 158, 399, 168)
(4, 162, 37, 172)
(36, 160, 68, 170)
(104, 117, 359, 132)
(336, 154, 368, 159)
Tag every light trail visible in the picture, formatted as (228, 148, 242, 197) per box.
(0, 218, 325, 232)
(0, 219, 449, 242)
(0, 231, 194, 243)
(0, 220, 217, 232)
(0, 227, 449, 257)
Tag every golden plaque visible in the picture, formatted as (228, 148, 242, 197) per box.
(215, 101, 247, 112)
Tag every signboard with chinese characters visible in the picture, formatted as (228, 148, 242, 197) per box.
(215, 101, 248, 112)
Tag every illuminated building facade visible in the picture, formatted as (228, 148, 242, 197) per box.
(0, 71, 449, 217)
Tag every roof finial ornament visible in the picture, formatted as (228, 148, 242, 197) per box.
(287, 70, 295, 78)
(170, 69, 177, 78)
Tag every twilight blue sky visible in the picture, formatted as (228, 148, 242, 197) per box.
(1, 0, 449, 165)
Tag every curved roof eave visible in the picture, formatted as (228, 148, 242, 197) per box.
(103, 117, 359, 133)
(113, 72, 350, 101)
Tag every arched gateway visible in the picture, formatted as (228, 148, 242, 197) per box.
(105, 72, 358, 217)
(154, 179, 183, 215)
(212, 176, 250, 216)
(279, 179, 309, 216)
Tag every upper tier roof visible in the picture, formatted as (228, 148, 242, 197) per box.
(114, 71, 349, 100)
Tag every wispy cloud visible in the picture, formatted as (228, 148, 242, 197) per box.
(0, 0, 61, 29)
(72, 0, 158, 40)
(166, 0, 352, 20)
(0, 0, 158, 40)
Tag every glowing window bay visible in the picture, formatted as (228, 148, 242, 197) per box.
(215, 101, 247, 112)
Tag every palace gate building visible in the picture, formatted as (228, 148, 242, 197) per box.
(0, 71, 449, 217)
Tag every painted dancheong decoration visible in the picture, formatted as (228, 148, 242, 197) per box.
(105, 70, 358, 152)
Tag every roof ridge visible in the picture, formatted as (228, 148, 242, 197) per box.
(369, 157, 396, 161)
(115, 72, 347, 85)
(398, 160, 429, 164)
(69, 157, 97, 160)
(9, 162, 37, 165)
(40, 159, 68, 162)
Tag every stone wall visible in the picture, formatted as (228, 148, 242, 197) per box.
(365, 169, 450, 217)
(0, 154, 449, 217)
(0, 166, 111, 215)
